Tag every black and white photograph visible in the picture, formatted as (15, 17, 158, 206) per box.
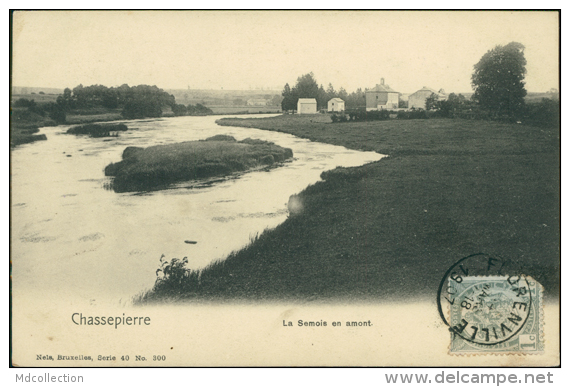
(9, 10, 560, 368)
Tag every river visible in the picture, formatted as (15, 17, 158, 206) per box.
(11, 115, 384, 307)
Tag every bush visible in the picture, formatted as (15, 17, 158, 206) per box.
(187, 103, 213, 116)
(330, 113, 349, 123)
(67, 123, 128, 137)
(345, 109, 391, 122)
(13, 98, 36, 108)
(523, 98, 559, 128)
(397, 109, 429, 120)
(171, 103, 188, 116)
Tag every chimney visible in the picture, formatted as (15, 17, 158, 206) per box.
(381, 78, 385, 85)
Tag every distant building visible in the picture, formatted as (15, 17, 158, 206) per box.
(408, 87, 447, 110)
(297, 98, 317, 114)
(365, 78, 399, 111)
(247, 98, 267, 106)
(327, 98, 345, 112)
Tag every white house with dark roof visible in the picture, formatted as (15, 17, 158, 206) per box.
(408, 87, 447, 110)
(297, 98, 317, 114)
(327, 98, 345, 112)
(365, 78, 399, 111)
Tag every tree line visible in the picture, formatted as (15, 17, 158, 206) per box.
(13, 83, 214, 124)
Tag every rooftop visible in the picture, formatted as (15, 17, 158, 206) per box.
(367, 83, 398, 93)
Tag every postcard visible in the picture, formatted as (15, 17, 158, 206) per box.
(10, 10, 560, 367)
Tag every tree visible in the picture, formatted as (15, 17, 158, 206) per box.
(316, 84, 327, 110)
(281, 83, 297, 112)
(471, 42, 527, 118)
(337, 87, 348, 101)
(425, 93, 439, 111)
(345, 88, 365, 109)
(121, 100, 162, 119)
(44, 101, 66, 124)
(326, 83, 336, 101)
(293, 72, 319, 99)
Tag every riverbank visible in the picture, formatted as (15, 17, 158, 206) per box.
(104, 135, 293, 192)
(137, 115, 559, 303)
(9, 106, 281, 147)
(10, 108, 122, 147)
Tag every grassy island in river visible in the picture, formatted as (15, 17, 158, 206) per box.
(137, 115, 559, 304)
(105, 135, 293, 192)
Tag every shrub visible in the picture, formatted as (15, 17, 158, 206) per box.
(156, 255, 190, 283)
(331, 113, 348, 123)
(345, 109, 392, 122)
(13, 98, 36, 108)
(67, 123, 128, 137)
(397, 109, 429, 120)
(171, 103, 188, 116)
(187, 103, 213, 116)
(523, 98, 560, 128)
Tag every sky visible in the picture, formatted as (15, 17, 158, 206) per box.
(11, 10, 559, 94)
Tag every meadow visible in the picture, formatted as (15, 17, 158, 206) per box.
(137, 114, 559, 303)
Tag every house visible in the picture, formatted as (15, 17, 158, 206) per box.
(247, 98, 267, 106)
(297, 98, 317, 114)
(408, 87, 447, 110)
(365, 78, 399, 111)
(327, 98, 345, 112)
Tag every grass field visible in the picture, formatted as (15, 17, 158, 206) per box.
(138, 114, 559, 304)
(105, 136, 293, 192)
(11, 93, 60, 104)
(208, 106, 282, 114)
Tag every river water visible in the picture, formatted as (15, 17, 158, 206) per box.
(11, 115, 384, 306)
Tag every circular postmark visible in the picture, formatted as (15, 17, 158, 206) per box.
(437, 253, 532, 346)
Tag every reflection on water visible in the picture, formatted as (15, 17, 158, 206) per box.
(11, 115, 384, 305)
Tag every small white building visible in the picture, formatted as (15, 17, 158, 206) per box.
(408, 87, 447, 110)
(327, 98, 345, 112)
(297, 98, 317, 114)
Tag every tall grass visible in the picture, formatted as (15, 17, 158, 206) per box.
(134, 233, 264, 304)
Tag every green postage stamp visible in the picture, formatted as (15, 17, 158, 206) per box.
(448, 275, 544, 355)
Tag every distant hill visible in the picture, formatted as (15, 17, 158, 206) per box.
(407, 91, 558, 103)
(166, 88, 282, 107)
(525, 91, 559, 103)
(11, 86, 64, 95)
